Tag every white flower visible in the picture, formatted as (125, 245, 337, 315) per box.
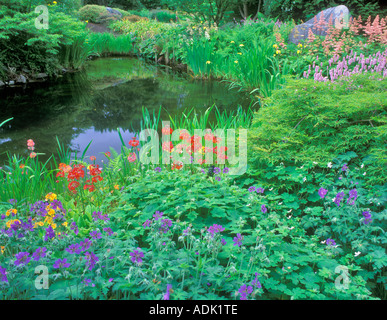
(327, 162, 332, 168)
(303, 177, 307, 182)
(288, 226, 294, 230)
(363, 172, 366, 176)
(321, 240, 326, 244)
(354, 251, 361, 257)
(279, 202, 283, 205)
(313, 161, 318, 164)
(287, 209, 293, 213)
(287, 215, 292, 219)
(361, 163, 364, 168)
(332, 197, 336, 202)
(269, 187, 273, 191)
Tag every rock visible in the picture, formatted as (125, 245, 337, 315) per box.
(106, 7, 122, 17)
(16, 74, 27, 84)
(0, 80, 4, 87)
(289, 5, 350, 44)
(8, 81, 15, 85)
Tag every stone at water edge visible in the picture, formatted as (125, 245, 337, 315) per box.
(288, 5, 350, 44)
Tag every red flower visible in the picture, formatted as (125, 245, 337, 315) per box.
(91, 175, 103, 183)
(162, 127, 173, 135)
(129, 137, 139, 147)
(162, 141, 174, 152)
(90, 156, 96, 161)
(89, 164, 102, 176)
(104, 152, 111, 158)
(171, 162, 183, 170)
(68, 181, 80, 193)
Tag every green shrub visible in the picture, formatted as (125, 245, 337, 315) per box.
(78, 5, 108, 23)
(248, 74, 387, 185)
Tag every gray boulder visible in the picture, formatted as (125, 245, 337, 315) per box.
(289, 5, 350, 44)
(16, 74, 27, 84)
(106, 7, 122, 17)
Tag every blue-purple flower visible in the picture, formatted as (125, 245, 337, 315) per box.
(248, 186, 256, 193)
(261, 204, 267, 213)
(44, 225, 55, 242)
(32, 247, 47, 261)
(333, 192, 345, 207)
(159, 218, 172, 233)
(318, 187, 328, 199)
(0, 265, 8, 283)
(53, 258, 71, 269)
(362, 211, 372, 224)
(238, 284, 253, 300)
(223, 167, 229, 174)
(66, 244, 81, 254)
(256, 187, 264, 194)
(103, 227, 114, 236)
(155, 167, 161, 173)
(326, 238, 336, 247)
(341, 164, 348, 172)
(347, 188, 358, 205)
(84, 252, 99, 270)
(233, 233, 243, 247)
(70, 222, 79, 235)
(14, 252, 31, 266)
(90, 230, 102, 240)
(153, 211, 163, 220)
(207, 224, 225, 237)
(251, 272, 262, 289)
(129, 249, 144, 265)
(221, 238, 227, 246)
(80, 238, 92, 251)
(163, 284, 172, 300)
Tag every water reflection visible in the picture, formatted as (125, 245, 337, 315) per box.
(0, 57, 251, 165)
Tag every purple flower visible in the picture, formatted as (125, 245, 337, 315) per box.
(163, 284, 172, 300)
(9, 199, 17, 205)
(90, 230, 102, 240)
(155, 167, 161, 172)
(221, 238, 227, 246)
(183, 226, 191, 235)
(14, 252, 31, 266)
(92, 211, 109, 222)
(362, 211, 372, 224)
(318, 187, 328, 199)
(159, 218, 172, 233)
(0, 265, 8, 283)
(70, 222, 78, 235)
(44, 225, 55, 242)
(129, 249, 144, 265)
(215, 176, 221, 181)
(261, 204, 267, 213)
(213, 167, 220, 174)
(32, 247, 47, 261)
(326, 238, 336, 247)
(207, 224, 225, 237)
(153, 211, 163, 220)
(256, 187, 264, 194)
(84, 252, 99, 270)
(223, 167, 229, 174)
(233, 233, 243, 247)
(66, 243, 81, 254)
(238, 284, 253, 300)
(53, 258, 71, 269)
(80, 238, 92, 251)
(333, 192, 345, 207)
(341, 164, 348, 172)
(248, 186, 256, 192)
(143, 219, 152, 228)
(347, 188, 358, 205)
(252, 272, 261, 289)
(103, 227, 114, 236)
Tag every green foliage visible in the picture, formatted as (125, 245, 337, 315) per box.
(162, 0, 237, 26)
(78, 5, 110, 23)
(248, 73, 387, 185)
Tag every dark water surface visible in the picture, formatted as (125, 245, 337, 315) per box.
(0, 57, 251, 166)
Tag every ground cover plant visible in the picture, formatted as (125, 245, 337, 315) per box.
(0, 0, 386, 301)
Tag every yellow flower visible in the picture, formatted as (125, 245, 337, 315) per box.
(206, 61, 211, 64)
(276, 50, 281, 54)
(273, 44, 278, 49)
(192, 26, 196, 29)
(51, 223, 57, 229)
(45, 192, 57, 202)
(6, 219, 20, 229)
(234, 60, 238, 64)
(53, 1, 57, 4)
(297, 50, 301, 54)
(297, 43, 303, 47)
(85, 20, 88, 23)
(62, 222, 68, 227)
(0, 246, 4, 254)
(237, 52, 242, 55)
(239, 44, 244, 47)
(6, 209, 17, 217)
(230, 41, 235, 43)
(273, 54, 276, 57)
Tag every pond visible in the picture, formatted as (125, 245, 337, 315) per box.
(0, 57, 252, 166)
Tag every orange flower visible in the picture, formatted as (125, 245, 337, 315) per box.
(29, 152, 37, 158)
(128, 137, 139, 147)
(90, 156, 96, 161)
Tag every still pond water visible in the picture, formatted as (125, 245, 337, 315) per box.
(0, 57, 252, 165)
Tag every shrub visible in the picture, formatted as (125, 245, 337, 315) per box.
(122, 14, 149, 23)
(78, 5, 108, 23)
(248, 73, 387, 185)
